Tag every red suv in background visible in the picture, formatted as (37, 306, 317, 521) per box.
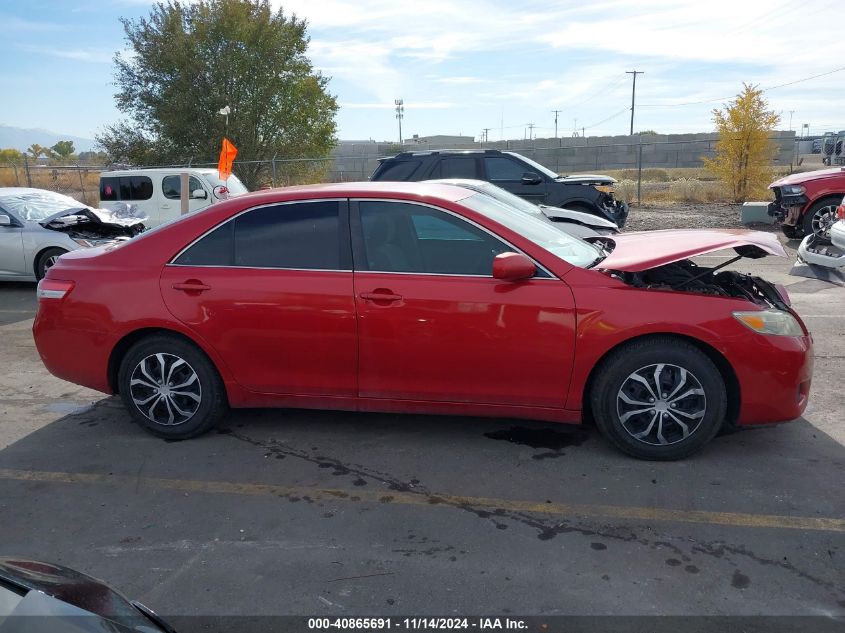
(769, 167, 845, 239)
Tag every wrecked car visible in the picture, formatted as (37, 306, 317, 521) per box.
(426, 178, 619, 239)
(0, 556, 176, 632)
(768, 167, 845, 239)
(370, 149, 629, 226)
(0, 187, 145, 280)
(797, 195, 845, 268)
(34, 182, 811, 460)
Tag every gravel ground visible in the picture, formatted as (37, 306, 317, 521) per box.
(625, 202, 778, 234)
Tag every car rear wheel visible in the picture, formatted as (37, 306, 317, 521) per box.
(590, 337, 726, 460)
(117, 334, 228, 439)
(802, 198, 840, 241)
(36, 248, 67, 280)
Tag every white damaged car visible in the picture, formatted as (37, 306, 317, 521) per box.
(798, 195, 845, 268)
(0, 187, 146, 281)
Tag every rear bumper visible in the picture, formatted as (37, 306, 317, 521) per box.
(798, 234, 845, 268)
(33, 312, 114, 394)
(731, 332, 813, 425)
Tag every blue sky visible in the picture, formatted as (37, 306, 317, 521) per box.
(2, 0, 844, 144)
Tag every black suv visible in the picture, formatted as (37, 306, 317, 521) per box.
(370, 149, 628, 226)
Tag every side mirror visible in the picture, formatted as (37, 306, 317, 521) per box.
(191, 189, 208, 200)
(493, 252, 536, 281)
(521, 172, 542, 185)
(0, 214, 11, 226)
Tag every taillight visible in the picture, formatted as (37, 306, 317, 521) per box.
(37, 278, 75, 300)
(836, 203, 845, 220)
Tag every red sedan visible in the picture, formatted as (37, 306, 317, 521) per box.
(33, 182, 812, 460)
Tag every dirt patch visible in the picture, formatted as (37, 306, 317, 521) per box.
(625, 202, 779, 234)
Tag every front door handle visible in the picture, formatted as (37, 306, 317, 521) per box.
(172, 281, 211, 292)
(359, 291, 402, 302)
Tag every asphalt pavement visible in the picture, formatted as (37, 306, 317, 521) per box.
(0, 238, 843, 621)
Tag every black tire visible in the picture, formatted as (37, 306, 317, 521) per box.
(590, 337, 727, 460)
(35, 248, 67, 280)
(117, 334, 228, 439)
(781, 223, 802, 240)
(802, 198, 841, 241)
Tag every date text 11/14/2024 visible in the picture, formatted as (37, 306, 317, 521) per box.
(308, 618, 529, 630)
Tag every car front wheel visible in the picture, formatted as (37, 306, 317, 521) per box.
(36, 248, 67, 280)
(117, 334, 228, 439)
(591, 337, 726, 460)
(802, 198, 840, 241)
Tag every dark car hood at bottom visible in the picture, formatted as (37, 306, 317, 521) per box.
(0, 557, 173, 632)
(594, 229, 786, 272)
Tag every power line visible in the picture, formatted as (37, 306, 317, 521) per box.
(584, 107, 630, 130)
(639, 66, 845, 108)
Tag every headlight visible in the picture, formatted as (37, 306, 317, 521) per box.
(71, 237, 112, 248)
(781, 185, 806, 196)
(733, 309, 803, 336)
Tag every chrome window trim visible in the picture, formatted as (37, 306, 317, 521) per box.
(353, 197, 557, 279)
(168, 197, 350, 268)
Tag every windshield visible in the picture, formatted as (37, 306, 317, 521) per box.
(0, 190, 90, 221)
(204, 172, 249, 198)
(460, 192, 601, 268)
(504, 152, 559, 180)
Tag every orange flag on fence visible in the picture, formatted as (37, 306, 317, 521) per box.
(217, 137, 238, 181)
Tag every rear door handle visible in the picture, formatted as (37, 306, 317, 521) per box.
(359, 291, 402, 302)
(172, 281, 211, 292)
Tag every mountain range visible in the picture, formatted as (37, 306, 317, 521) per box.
(0, 125, 97, 153)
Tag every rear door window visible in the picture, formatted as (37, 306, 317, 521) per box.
(100, 176, 153, 201)
(439, 158, 478, 179)
(234, 201, 347, 270)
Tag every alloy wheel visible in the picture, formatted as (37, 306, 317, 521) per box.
(129, 353, 202, 426)
(616, 363, 707, 446)
(811, 204, 838, 239)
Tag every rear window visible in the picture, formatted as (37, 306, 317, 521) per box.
(372, 160, 421, 181)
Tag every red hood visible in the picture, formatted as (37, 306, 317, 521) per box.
(770, 167, 845, 187)
(596, 229, 786, 272)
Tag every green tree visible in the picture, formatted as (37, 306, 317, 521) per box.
(704, 83, 780, 202)
(97, 0, 338, 188)
(26, 144, 46, 159)
(51, 140, 76, 160)
(0, 148, 23, 163)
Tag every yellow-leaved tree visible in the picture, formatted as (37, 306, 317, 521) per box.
(704, 84, 781, 202)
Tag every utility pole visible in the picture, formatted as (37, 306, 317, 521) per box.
(788, 110, 795, 131)
(527, 123, 535, 140)
(394, 98, 404, 144)
(573, 118, 578, 137)
(551, 110, 561, 138)
(482, 128, 491, 143)
(626, 70, 644, 135)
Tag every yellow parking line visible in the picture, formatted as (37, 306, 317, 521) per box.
(1, 467, 843, 533)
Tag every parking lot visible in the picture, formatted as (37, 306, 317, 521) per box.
(1, 209, 844, 619)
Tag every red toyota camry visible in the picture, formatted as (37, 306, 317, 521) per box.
(33, 182, 812, 460)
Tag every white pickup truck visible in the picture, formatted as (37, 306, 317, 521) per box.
(98, 168, 248, 228)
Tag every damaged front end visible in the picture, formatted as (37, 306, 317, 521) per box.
(589, 229, 791, 309)
(610, 255, 790, 310)
(39, 205, 146, 246)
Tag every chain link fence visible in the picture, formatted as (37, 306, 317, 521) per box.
(0, 133, 823, 207)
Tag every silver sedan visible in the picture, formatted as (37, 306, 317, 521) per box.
(0, 188, 145, 281)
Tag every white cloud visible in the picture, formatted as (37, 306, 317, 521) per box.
(19, 45, 113, 64)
